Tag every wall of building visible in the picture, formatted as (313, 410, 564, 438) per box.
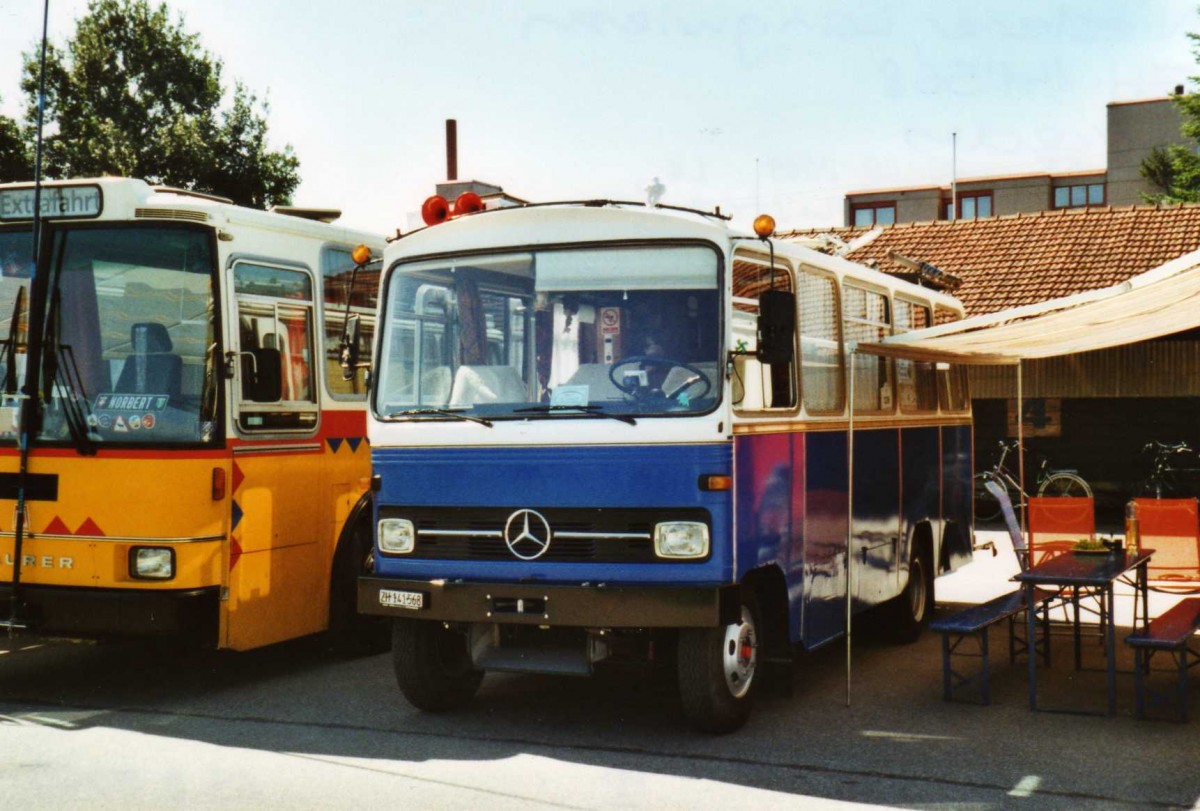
(1107, 99, 1185, 205)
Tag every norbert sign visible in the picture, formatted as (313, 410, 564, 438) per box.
(0, 184, 102, 221)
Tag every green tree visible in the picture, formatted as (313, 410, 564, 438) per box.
(0, 99, 31, 182)
(17, 0, 298, 207)
(1141, 29, 1200, 202)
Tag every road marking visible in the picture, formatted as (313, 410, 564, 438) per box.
(1010, 775, 1041, 797)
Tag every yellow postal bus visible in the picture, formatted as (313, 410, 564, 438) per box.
(0, 178, 383, 650)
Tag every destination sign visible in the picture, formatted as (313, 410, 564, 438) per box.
(0, 185, 103, 222)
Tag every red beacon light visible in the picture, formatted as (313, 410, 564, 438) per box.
(421, 192, 485, 226)
(453, 191, 484, 216)
(421, 195, 451, 226)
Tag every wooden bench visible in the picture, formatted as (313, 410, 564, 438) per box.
(1125, 597, 1200, 722)
(930, 588, 1055, 704)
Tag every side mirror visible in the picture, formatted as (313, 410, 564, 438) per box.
(340, 314, 361, 381)
(756, 289, 796, 365)
(241, 347, 283, 402)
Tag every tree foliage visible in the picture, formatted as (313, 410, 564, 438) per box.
(12, 0, 298, 207)
(1141, 30, 1200, 203)
(0, 98, 30, 182)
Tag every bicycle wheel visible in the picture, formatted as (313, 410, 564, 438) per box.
(1037, 471, 1092, 499)
(973, 472, 1006, 523)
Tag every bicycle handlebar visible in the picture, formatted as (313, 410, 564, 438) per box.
(1142, 440, 1192, 456)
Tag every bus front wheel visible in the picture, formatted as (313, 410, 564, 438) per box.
(392, 619, 484, 711)
(676, 593, 760, 733)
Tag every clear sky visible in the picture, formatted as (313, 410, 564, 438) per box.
(1, 1, 1197, 235)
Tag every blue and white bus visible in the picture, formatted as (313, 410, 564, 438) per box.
(357, 198, 973, 732)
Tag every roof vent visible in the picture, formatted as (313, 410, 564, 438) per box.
(135, 208, 210, 223)
(270, 206, 341, 223)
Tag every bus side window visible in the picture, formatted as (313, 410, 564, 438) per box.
(321, 246, 377, 400)
(233, 261, 319, 432)
(934, 306, 970, 412)
(731, 254, 797, 412)
(798, 268, 844, 414)
(894, 298, 937, 413)
(843, 284, 893, 414)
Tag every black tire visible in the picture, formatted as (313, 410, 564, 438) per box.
(1037, 471, 1092, 499)
(677, 591, 760, 733)
(327, 508, 390, 655)
(973, 472, 1004, 523)
(392, 619, 484, 711)
(884, 544, 933, 644)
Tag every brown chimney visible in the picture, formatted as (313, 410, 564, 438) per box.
(446, 119, 458, 181)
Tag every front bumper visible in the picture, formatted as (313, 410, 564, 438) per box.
(358, 576, 736, 628)
(0, 584, 220, 644)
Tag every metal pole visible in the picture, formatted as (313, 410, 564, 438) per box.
(846, 349, 855, 707)
(1017, 361, 1026, 539)
(951, 133, 957, 221)
(7, 0, 51, 635)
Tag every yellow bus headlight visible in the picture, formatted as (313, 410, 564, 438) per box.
(654, 522, 709, 559)
(378, 518, 415, 555)
(130, 547, 175, 580)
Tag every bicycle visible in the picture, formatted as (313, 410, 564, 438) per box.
(1136, 440, 1200, 498)
(973, 439, 1092, 523)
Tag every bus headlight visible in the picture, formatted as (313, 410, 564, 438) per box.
(130, 547, 175, 580)
(378, 518, 415, 555)
(654, 522, 709, 559)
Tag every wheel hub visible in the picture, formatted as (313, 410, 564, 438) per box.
(722, 607, 757, 698)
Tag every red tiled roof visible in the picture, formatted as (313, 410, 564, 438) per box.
(779, 205, 1200, 316)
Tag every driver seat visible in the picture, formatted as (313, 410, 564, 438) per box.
(115, 322, 182, 398)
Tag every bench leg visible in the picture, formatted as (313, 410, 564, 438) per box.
(1177, 648, 1189, 724)
(981, 628, 991, 705)
(1134, 648, 1146, 719)
(941, 633, 952, 702)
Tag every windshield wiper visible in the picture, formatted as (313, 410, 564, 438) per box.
(41, 288, 97, 454)
(514, 404, 637, 425)
(385, 407, 493, 427)
(2, 286, 24, 396)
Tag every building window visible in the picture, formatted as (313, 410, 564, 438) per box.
(1054, 183, 1104, 208)
(851, 203, 896, 227)
(943, 192, 993, 220)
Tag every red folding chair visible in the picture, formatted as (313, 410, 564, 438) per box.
(1134, 497, 1200, 588)
(1028, 496, 1096, 565)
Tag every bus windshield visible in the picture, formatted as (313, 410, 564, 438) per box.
(0, 224, 218, 446)
(376, 244, 721, 421)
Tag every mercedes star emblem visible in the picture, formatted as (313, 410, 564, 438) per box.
(504, 508, 553, 560)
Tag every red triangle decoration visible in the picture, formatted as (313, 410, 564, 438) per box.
(76, 518, 105, 537)
(231, 461, 245, 494)
(43, 516, 72, 535)
(229, 538, 243, 571)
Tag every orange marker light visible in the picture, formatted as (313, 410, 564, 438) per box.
(351, 244, 372, 265)
(699, 474, 732, 491)
(212, 467, 226, 501)
(753, 214, 776, 239)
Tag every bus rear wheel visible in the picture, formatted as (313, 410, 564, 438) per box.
(392, 619, 484, 711)
(884, 544, 933, 643)
(676, 593, 759, 733)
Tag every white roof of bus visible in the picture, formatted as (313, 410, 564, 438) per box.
(2, 177, 384, 248)
(384, 203, 966, 310)
(386, 204, 734, 261)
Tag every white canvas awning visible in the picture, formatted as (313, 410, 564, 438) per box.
(861, 247, 1200, 364)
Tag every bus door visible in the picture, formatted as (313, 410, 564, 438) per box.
(226, 259, 324, 649)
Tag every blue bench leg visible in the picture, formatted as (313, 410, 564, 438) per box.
(980, 628, 991, 705)
(1177, 649, 1189, 724)
(1134, 648, 1146, 719)
(941, 633, 952, 701)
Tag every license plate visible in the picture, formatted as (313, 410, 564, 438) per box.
(379, 589, 424, 610)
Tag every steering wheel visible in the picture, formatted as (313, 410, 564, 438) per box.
(608, 355, 712, 400)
